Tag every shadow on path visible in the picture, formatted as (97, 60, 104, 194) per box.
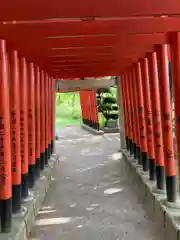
(30, 126, 163, 240)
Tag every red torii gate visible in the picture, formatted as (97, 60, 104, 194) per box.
(56, 87, 99, 129)
(0, 0, 180, 235)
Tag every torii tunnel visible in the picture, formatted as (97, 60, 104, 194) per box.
(1, 0, 180, 235)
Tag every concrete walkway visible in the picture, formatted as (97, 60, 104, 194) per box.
(29, 126, 163, 240)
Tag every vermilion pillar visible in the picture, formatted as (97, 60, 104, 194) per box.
(132, 67, 141, 160)
(88, 91, 91, 127)
(46, 76, 50, 159)
(0, 39, 12, 232)
(51, 78, 55, 154)
(93, 91, 99, 130)
(80, 91, 85, 124)
(44, 74, 49, 165)
(128, 71, 137, 158)
(90, 91, 94, 128)
(85, 91, 89, 126)
(84, 90, 90, 126)
(47, 77, 51, 158)
(169, 33, 180, 185)
(87, 91, 90, 126)
(85, 91, 88, 125)
(148, 52, 165, 190)
(80, 91, 84, 123)
(88, 91, 92, 127)
(28, 62, 36, 188)
(79, 91, 83, 121)
(141, 58, 156, 179)
(20, 58, 29, 199)
(40, 71, 45, 170)
(9, 51, 21, 213)
(48, 77, 52, 157)
(135, 62, 148, 167)
(84, 91, 87, 125)
(35, 67, 41, 178)
(156, 44, 176, 203)
(91, 91, 95, 128)
(121, 74, 130, 150)
(127, 72, 136, 156)
(132, 70, 139, 158)
(124, 73, 133, 154)
(95, 92, 99, 130)
(86, 91, 89, 126)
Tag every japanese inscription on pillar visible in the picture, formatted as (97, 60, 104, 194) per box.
(11, 111, 17, 173)
(20, 110, 25, 167)
(28, 108, 33, 158)
(0, 116, 6, 186)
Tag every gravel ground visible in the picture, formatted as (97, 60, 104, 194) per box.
(29, 126, 164, 240)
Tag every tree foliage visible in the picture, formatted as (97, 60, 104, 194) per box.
(96, 87, 118, 127)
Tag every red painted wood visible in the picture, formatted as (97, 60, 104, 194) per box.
(0, 7, 179, 77)
(2, 18, 180, 38)
(0, 40, 12, 200)
(0, 1, 179, 21)
(0, 17, 176, 77)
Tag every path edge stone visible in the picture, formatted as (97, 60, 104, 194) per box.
(81, 124, 104, 135)
(122, 149, 180, 240)
(0, 154, 59, 240)
(102, 127, 120, 133)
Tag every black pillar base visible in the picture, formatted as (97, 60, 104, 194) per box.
(128, 138, 131, 152)
(84, 118, 87, 125)
(149, 159, 156, 181)
(125, 136, 129, 150)
(85, 118, 88, 125)
(129, 139, 132, 153)
(35, 158, 41, 179)
(48, 143, 51, 158)
(166, 175, 177, 203)
(88, 119, 92, 127)
(12, 184, 21, 214)
(88, 120, 91, 127)
(28, 164, 36, 188)
(94, 122, 97, 130)
(89, 120, 92, 127)
(141, 151, 149, 171)
(92, 122, 96, 129)
(129, 139, 134, 155)
(136, 146, 141, 162)
(0, 198, 12, 233)
(45, 148, 49, 165)
(156, 166, 165, 190)
(21, 173, 29, 199)
(137, 146, 142, 165)
(51, 140, 54, 154)
(133, 142, 137, 159)
(93, 122, 99, 130)
(40, 152, 45, 170)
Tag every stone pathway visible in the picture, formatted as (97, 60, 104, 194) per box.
(29, 126, 163, 240)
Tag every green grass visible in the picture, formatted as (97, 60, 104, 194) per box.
(55, 92, 82, 129)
